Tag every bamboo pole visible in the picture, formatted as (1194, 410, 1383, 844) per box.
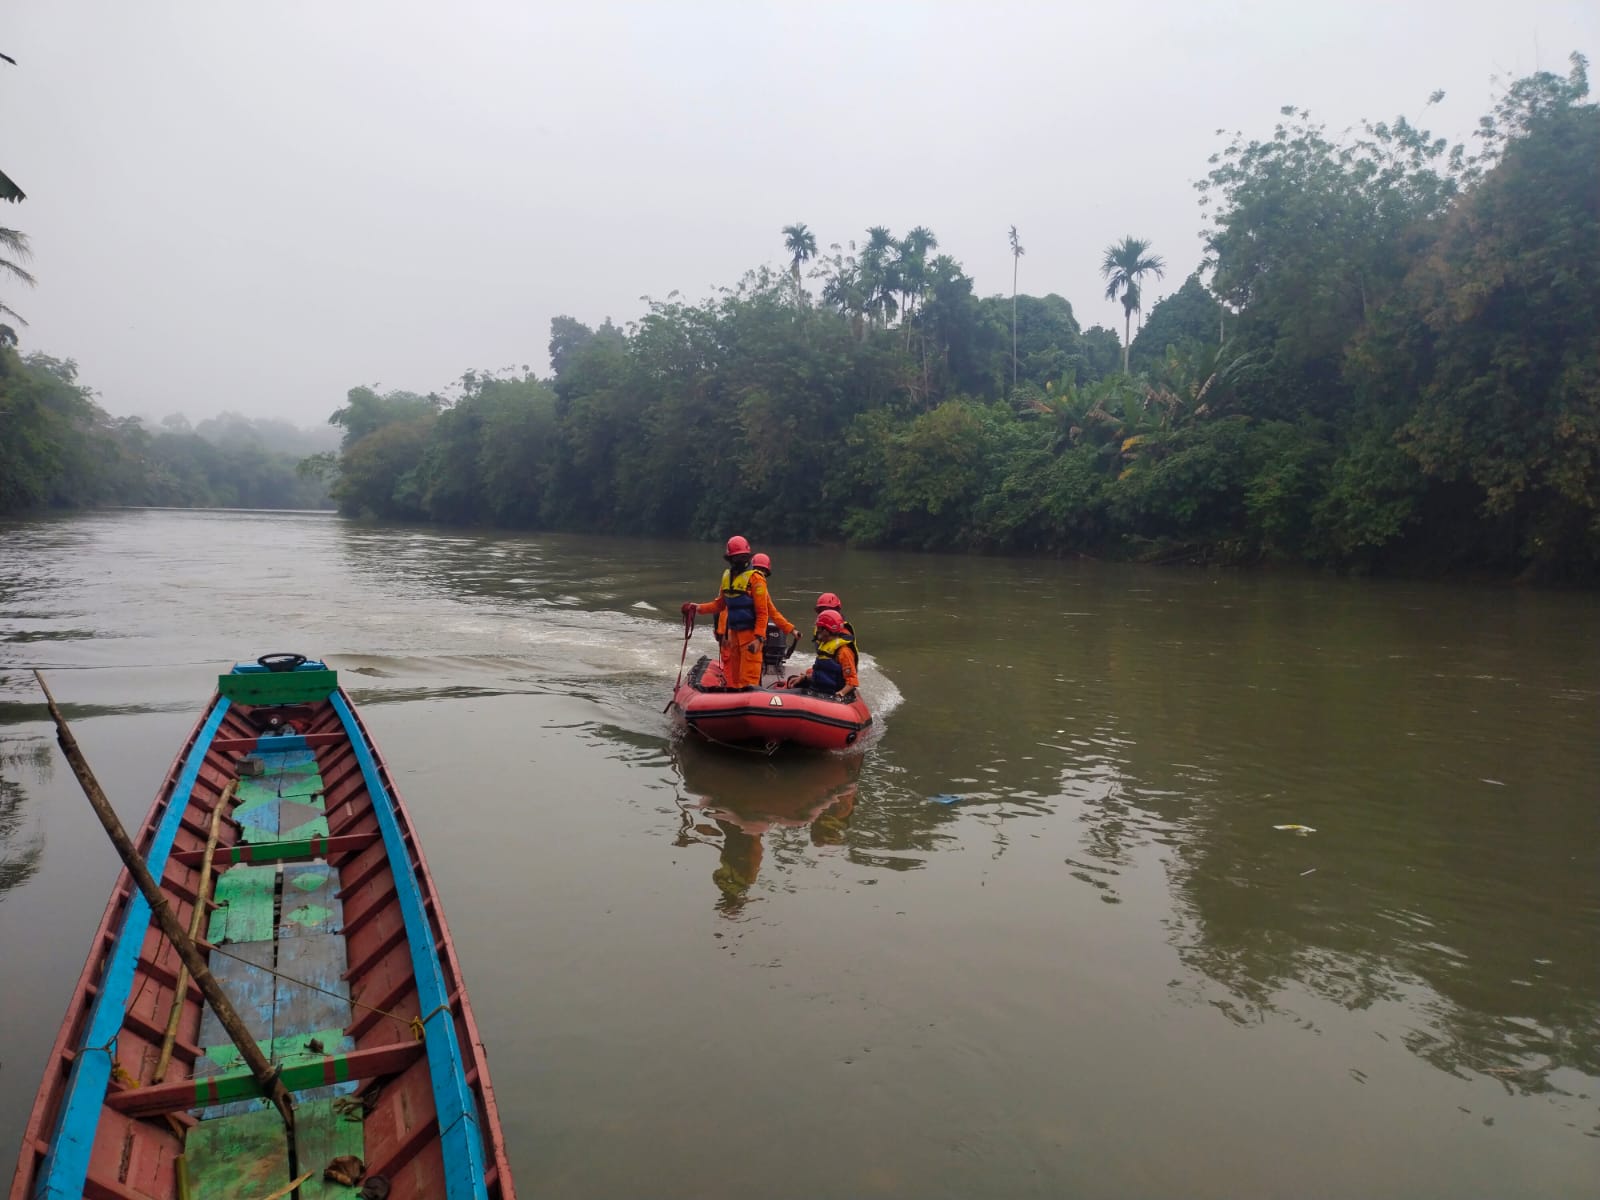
(33, 672, 299, 1180)
(254, 1171, 315, 1200)
(153, 779, 235, 1083)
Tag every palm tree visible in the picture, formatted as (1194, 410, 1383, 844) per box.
(818, 242, 869, 340)
(860, 226, 899, 329)
(1100, 236, 1165, 374)
(1008, 226, 1024, 392)
(899, 226, 938, 329)
(0, 227, 35, 337)
(781, 223, 817, 308)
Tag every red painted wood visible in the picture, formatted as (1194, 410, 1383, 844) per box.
(106, 1041, 425, 1116)
(168, 830, 380, 869)
(208, 731, 349, 753)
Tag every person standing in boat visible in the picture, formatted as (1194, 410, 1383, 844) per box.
(682, 535, 770, 689)
(751, 552, 799, 681)
(787, 609, 859, 697)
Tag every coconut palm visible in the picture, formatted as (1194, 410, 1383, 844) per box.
(860, 226, 900, 329)
(0, 227, 35, 334)
(1100, 236, 1165, 374)
(898, 226, 938, 329)
(781, 223, 817, 308)
(817, 243, 869, 340)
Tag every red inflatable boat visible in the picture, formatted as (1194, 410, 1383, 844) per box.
(671, 656, 873, 751)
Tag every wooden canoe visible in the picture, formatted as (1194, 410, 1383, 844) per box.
(10, 657, 515, 1200)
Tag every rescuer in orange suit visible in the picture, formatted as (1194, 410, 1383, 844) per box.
(750, 553, 796, 639)
(750, 552, 800, 683)
(682, 535, 769, 688)
(785, 609, 859, 697)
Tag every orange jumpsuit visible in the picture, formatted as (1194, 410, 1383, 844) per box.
(757, 581, 798, 683)
(695, 567, 770, 688)
(764, 596, 796, 637)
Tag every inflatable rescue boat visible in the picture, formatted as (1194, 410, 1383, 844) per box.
(671, 655, 873, 751)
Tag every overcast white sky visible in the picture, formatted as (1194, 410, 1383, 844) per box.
(4, 1, 1595, 424)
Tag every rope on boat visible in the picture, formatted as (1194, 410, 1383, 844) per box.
(206, 944, 429, 1040)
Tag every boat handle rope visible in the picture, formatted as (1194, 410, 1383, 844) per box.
(86, 1031, 139, 1089)
(207, 943, 434, 1040)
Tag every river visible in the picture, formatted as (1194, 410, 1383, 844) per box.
(1, 508, 1596, 1198)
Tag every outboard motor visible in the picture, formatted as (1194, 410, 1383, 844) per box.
(762, 626, 795, 675)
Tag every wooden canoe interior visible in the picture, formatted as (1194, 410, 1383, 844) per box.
(10, 690, 512, 1200)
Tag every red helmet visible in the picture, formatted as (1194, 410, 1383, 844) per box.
(751, 552, 772, 571)
(815, 592, 842, 612)
(815, 609, 846, 634)
(724, 535, 751, 557)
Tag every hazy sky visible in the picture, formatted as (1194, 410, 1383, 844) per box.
(5, 1, 1595, 425)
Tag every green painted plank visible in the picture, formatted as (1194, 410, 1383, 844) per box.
(278, 813, 330, 842)
(216, 668, 338, 706)
(259, 748, 317, 771)
(182, 1104, 286, 1199)
(207, 865, 278, 944)
(192, 1024, 355, 1120)
(234, 796, 282, 844)
(186, 1097, 361, 1200)
(293, 1096, 366, 1200)
(188, 1035, 365, 1108)
(279, 864, 342, 937)
(194, 1027, 354, 1119)
(274, 763, 324, 798)
(223, 836, 338, 866)
(233, 778, 280, 811)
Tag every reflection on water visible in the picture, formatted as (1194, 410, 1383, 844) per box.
(0, 738, 49, 901)
(2, 509, 1598, 1194)
(670, 743, 861, 911)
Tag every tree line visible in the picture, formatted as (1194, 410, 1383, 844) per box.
(9, 59, 1595, 579)
(0, 349, 336, 512)
(323, 57, 1596, 580)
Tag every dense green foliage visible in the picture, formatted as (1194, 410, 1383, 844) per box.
(323, 61, 1597, 580)
(0, 348, 335, 512)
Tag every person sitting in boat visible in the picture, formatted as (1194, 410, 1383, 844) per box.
(786, 609, 859, 697)
(682, 535, 770, 689)
(814, 590, 856, 641)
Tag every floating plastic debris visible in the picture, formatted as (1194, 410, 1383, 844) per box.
(929, 794, 963, 805)
(1274, 824, 1316, 834)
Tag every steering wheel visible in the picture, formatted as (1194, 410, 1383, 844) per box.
(257, 653, 308, 673)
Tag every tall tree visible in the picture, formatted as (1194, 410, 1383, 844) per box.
(1008, 225, 1024, 392)
(782, 223, 817, 308)
(899, 226, 938, 328)
(0, 227, 35, 344)
(1101, 237, 1165, 374)
(861, 226, 900, 328)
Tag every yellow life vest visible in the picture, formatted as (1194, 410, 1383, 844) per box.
(810, 634, 853, 691)
(720, 567, 758, 631)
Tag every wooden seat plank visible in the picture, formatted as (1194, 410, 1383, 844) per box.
(206, 865, 278, 944)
